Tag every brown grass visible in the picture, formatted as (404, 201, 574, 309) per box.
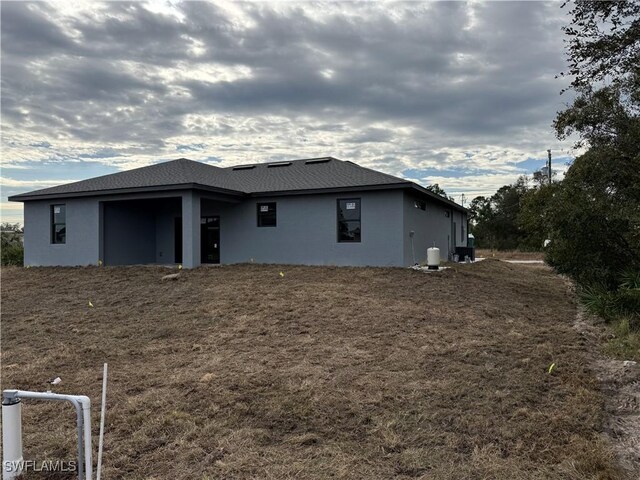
(0, 261, 624, 479)
(475, 249, 545, 261)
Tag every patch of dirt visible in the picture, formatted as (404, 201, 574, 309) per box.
(573, 307, 640, 478)
(0, 260, 625, 479)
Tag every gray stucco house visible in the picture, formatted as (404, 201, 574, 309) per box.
(9, 157, 468, 268)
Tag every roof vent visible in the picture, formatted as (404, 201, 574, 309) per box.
(267, 162, 292, 168)
(232, 165, 256, 170)
(305, 158, 331, 165)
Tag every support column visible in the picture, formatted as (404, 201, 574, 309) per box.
(182, 191, 201, 268)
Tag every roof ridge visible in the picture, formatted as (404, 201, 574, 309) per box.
(176, 157, 224, 174)
(223, 156, 338, 169)
(343, 160, 409, 184)
(175, 158, 192, 183)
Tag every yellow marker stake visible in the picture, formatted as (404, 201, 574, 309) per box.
(548, 362, 556, 374)
(178, 264, 183, 270)
(98, 260, 103, 266)
(89, 301, 94, 308)
(279, 272, 284, 277)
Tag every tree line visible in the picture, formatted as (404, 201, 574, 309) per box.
(471, 1, 639, 340)
(472, 1, 639, 287)
(468, 175, 542, 252)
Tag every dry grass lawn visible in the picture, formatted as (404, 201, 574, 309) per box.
(475, 249, 545, 261)
(0, 261, 624, 479)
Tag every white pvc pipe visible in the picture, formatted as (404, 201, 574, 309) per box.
(2, 400, 23, 480)
(96, 363, 108, 480)
(2, 390, 92, 480)
(78, 395, 92, 479)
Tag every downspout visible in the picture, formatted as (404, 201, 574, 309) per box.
(409, 231, 415, 265)
(98, 201, 105, 266)
(450, 208, 454, 260)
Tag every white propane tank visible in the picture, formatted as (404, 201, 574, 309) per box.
(427, 247, 440, 270)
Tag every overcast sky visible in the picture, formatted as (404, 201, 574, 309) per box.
(1, 0, 576, 224)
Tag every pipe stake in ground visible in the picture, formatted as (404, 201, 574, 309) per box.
(96, 363, 108, 480)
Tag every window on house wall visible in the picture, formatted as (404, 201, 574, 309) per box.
(337, 198, 361, 242)
(414, 200, 426, 210)
(51, 204, 66, 244)
(257, 202, 277, 227)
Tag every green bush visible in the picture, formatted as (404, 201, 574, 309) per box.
(579, 285, 618, 321)
(1, 242, 24, 266)
(542, 149, 640, 290)
(620, 270, 640, 290)
(1, 223, 24, 266)
(580, 283, 640, 330)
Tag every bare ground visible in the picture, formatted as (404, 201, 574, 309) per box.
(573, 307, 640, 478)
(0, 260, 626, 479)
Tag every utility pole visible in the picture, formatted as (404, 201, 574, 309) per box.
(547, 149, 552, 185)
(460, 193, 466, 208)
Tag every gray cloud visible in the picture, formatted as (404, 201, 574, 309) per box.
(1, 2, 77, 56)
(1, 1, 575, 219)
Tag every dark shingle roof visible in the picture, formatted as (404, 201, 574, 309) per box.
(9, 157, 466, 211)
(9, 158, 240, 199)
(224, 157, 407, 193)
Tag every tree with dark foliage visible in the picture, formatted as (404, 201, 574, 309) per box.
(425, 183, 454, 201)
(546, 1, 640, 289)
(473, 1, 640, 280)
(469, 177, 534, 250)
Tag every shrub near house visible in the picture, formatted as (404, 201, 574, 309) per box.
(1, 223, 24, 266)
